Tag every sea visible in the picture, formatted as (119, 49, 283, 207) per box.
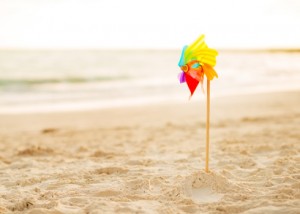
(0, 49, 299, 113)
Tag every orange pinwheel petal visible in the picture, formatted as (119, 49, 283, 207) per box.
(203, 64, 218, 81)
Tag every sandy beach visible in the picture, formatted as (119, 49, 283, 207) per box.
(0, 90, 299, 213)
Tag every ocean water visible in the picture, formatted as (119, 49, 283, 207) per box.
(0, 50, 299, 113)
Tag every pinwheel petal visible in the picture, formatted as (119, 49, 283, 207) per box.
(178, 45, 188, 67)
(185, 73, 199, 97)
(178, 72, 186, 83)
(203, 64, 218, 80)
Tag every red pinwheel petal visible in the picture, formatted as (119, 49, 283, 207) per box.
(185, 73, 199, 97)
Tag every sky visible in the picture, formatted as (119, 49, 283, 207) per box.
(0, 0, 300, 49)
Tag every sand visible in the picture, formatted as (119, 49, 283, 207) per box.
(0, 91, 299, 214)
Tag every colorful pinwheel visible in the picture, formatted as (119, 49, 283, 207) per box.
(178, 34, 218, 97)
(178, 35, 218, 173)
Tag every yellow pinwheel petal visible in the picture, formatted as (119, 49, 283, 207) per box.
(187, 34, 205, 53)
(184, 46, 218, 67)
(198, 55, 217, 66)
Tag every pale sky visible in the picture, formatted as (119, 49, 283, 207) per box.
(0, 0, 300, 49)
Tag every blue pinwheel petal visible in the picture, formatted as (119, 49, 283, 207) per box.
(192, 62, 200, 68)
(178, 45, 188, 67)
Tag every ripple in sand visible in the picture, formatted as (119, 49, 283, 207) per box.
(94, 167, 128, 175)
(91, 150, 115, 158)
(41, 128, 59, 134)
(8, 199, 34, 212)
(17, 146, 54, 156)
(94, 190, 121, 197)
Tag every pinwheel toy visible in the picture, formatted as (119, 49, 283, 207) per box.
(178, 34, 218, 172)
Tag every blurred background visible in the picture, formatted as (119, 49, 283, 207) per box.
(0, 0, 300, 113)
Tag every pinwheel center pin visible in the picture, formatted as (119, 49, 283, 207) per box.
(181, 65, 189, 73)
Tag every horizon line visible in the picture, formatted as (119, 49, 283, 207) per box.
(1, 47, 300, 53)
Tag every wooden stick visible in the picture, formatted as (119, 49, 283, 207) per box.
(205, 79, 210, 173)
